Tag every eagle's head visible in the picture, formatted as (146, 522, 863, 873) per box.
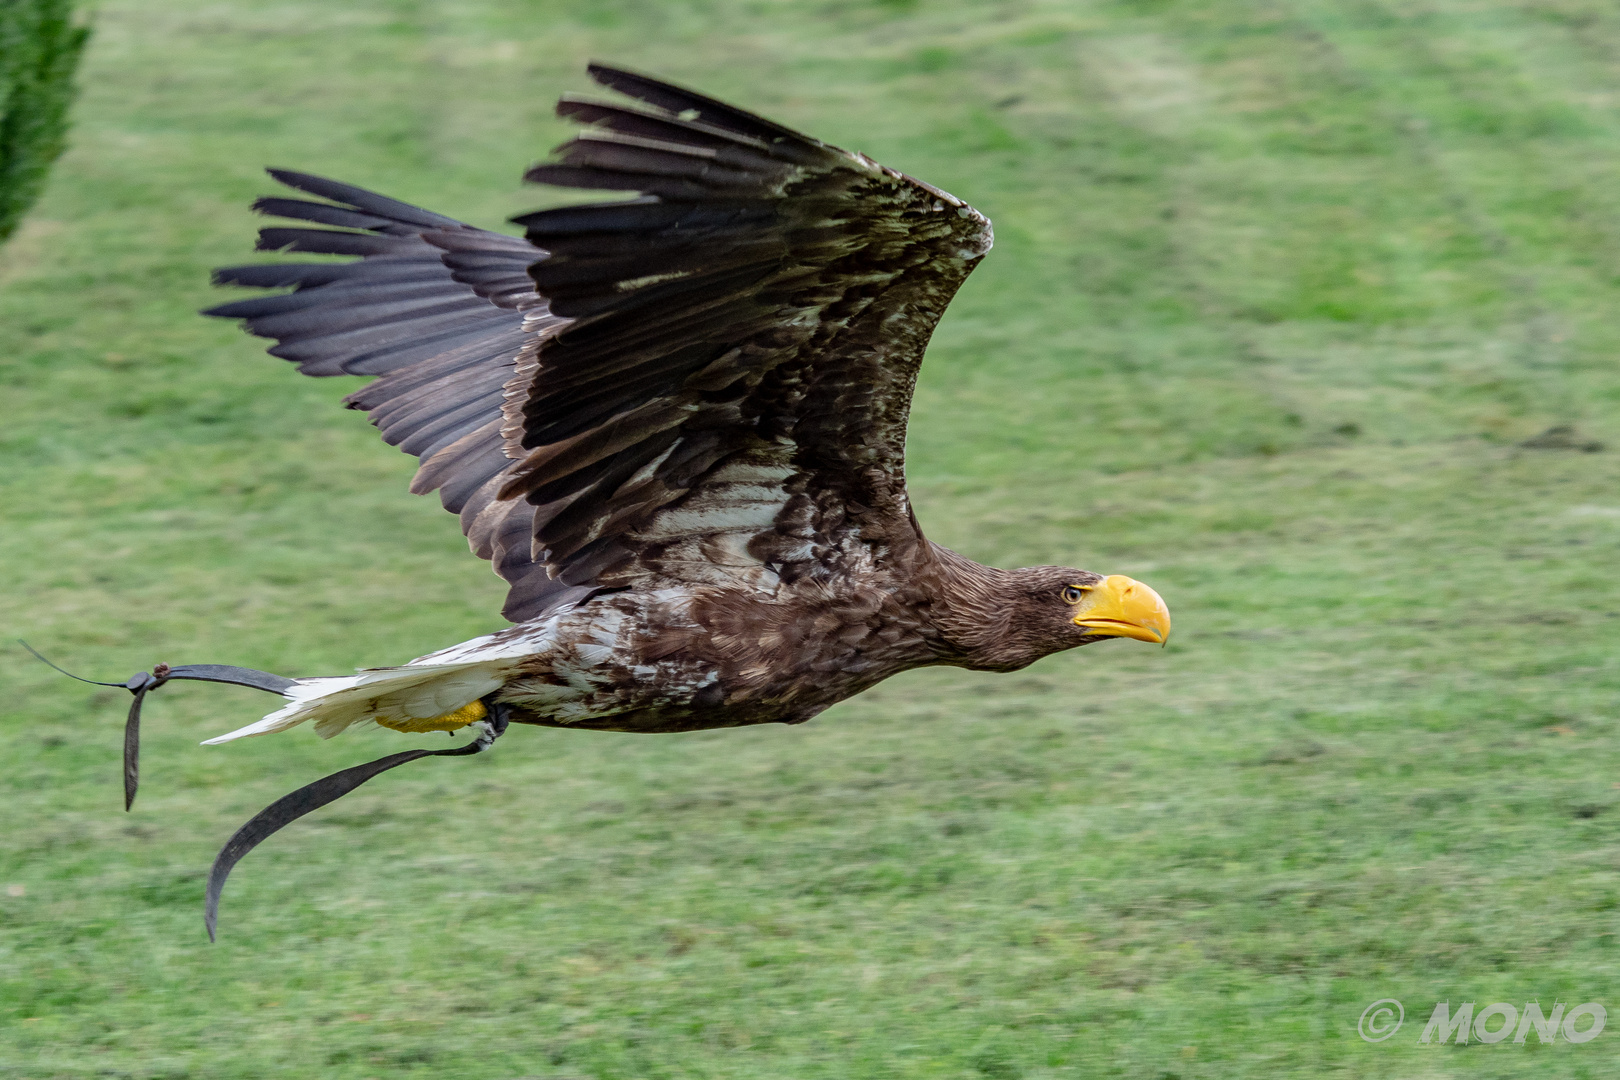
(1055, 570, 1172, 645)
(930, 553, 1171, 672)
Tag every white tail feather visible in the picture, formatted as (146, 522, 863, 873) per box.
(199, 625, 561, 745)
(201, 663, 503, 744)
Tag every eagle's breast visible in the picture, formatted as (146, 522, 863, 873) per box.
(496, 571, 940, 734)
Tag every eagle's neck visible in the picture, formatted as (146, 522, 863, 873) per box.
(918, 542, 1032, 672)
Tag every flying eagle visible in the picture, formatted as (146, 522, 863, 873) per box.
(69, 65, 1171, 937)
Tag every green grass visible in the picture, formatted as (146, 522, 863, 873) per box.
(5, 0, 1620, 1076)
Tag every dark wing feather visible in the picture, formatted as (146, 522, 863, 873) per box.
(503, 63, 993, 594)
(205, 67, 991, 623)
(203, 171, 576, 621)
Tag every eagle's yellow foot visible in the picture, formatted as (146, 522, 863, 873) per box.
(376, 699, 488, 733)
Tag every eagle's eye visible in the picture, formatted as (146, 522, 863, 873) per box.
(1061, 586, 1086, 604)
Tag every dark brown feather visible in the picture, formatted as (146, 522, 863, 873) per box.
(204, 65, 993, 628)
(201, 172, 577, 622)
(504, 65, 991, 598)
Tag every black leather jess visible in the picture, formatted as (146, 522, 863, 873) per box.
(22, 643, 508, 941)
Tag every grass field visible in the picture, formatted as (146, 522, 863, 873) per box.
(6, 0, 1620, 1076)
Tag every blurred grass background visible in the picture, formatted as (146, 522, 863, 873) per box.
(5, 0, 1620, 1076)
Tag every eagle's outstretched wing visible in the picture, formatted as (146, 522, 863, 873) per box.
(203, 170, 588, 621)
(207, 64, 992, 619)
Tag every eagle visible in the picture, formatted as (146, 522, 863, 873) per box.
(73, 65, 1171, 937)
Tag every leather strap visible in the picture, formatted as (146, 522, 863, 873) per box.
(204, 701, 510, 941)
(120, 665, 298, 810)
(19, 643, 296, 810)
(21, 642, 513, 942)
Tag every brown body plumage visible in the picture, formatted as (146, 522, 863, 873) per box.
(484, 559, 1119, 735)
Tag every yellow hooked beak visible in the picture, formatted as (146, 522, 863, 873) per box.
(1071, 575, 1172, 645)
